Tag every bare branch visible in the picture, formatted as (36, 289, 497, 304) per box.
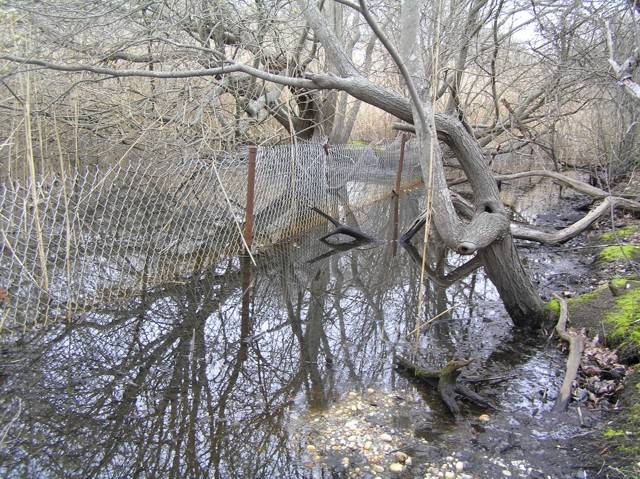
(605, 20, 640, 101)
(0, 53, 318, 89)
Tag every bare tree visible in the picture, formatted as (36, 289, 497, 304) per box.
(4, 0, 640, 328)
(0, 0, 551, 327)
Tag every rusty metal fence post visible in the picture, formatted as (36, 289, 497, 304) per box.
(244, 146, 258, 251)
(395, 133, 408, 193)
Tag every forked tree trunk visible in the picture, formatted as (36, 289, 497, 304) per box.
(437, 118, 546, 328)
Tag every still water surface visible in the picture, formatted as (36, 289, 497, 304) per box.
(0, 188, 586, 478)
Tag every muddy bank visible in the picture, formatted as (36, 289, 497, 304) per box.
(546, 223, 640, 478)
(515, 176, 640, 478)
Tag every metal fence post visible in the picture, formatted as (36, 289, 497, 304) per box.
(395, 133, 408, 193)
(240, 253, 252, 357)
(244, 145, 257, 251)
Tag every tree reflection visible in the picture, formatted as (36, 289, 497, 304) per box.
(0, 192, 519, 478)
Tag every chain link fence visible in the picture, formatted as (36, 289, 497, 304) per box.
(0, 139, 421, 333)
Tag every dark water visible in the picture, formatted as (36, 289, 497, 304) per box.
(0, 189, 592, 478)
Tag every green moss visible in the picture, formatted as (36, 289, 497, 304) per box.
(546, 286, 609, 320)
(605, 283, 640, 350)
(570, 285, 607, 304)
(546, 299, 560, 317)
(611, 277, 630, 289)
(598, 244, 640, 263)
(603, 427, 627, 438)
(598, 225, 639, 243)
(603, 402, 640, 465)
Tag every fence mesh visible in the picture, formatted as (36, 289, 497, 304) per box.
(0, 139, 421, 333)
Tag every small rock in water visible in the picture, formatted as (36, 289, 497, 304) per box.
(445, 472, 455, 479)
(502, 470, 512, 477)
(478, 414, 491, 422)
(394, 451, 408, 463)
(379, 433, 393, 442)
(388, 463, 404, 473)
(345, 420, 358, 430)
(455, 461, 464, 472)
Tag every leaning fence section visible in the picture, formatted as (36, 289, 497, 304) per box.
(0, 139, 421, 332)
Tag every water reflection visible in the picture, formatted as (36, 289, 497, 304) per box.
(0, 192, 544, 478)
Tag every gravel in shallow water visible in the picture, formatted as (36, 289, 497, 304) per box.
(290, 388, 547, 478)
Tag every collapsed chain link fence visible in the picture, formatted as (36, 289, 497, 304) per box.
(0, 139, 421, 333)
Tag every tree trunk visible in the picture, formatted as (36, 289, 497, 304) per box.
(480, 238, 546, 328)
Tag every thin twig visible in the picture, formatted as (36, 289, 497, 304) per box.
(406, 303, 460, 338)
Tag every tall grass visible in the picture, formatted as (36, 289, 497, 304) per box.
(23, 74, 50, 296)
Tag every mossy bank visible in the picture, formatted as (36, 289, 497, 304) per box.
(548, 279, 640, 363)
(546, 218, 640, 476)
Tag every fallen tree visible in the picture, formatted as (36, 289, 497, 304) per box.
(310, 206, 379, 243)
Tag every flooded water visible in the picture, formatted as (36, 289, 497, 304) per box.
(0, 188, 595, 478)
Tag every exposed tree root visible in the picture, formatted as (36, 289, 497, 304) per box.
(395, 355, 497, 421)
(551, 294, 585, 413)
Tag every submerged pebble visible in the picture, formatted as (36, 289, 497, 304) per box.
(395, 451, 408, 463)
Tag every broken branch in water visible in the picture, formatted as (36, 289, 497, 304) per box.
(395, 355, 497, 421)
(405, 303, 461, 338)
(310, 206, 379, 243)
(551, 293, 585, 413)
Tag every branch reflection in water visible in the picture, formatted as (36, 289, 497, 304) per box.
(0, 192, 517, 478)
